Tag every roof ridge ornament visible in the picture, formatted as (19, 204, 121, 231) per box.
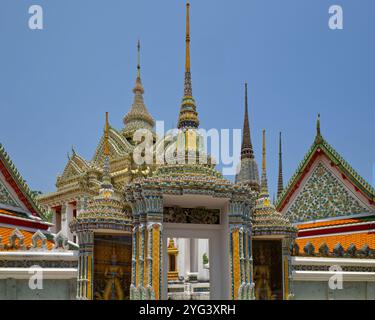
(315, 113, 323, 144)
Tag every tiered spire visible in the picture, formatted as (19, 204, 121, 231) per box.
(260, 129, 269, 197)
(277, 132, 284, 199)
(123, 41, 155, 136)
(177, 1, 199, 129)
(241, 83, 255, 160)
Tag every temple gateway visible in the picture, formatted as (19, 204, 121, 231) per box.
(1, 2, 374, 300)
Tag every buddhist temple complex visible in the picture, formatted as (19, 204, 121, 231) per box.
(0, 2, 374, 300)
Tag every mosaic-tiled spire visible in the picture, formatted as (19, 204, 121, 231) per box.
(260, 129, 269, 197)
(123, 40, 155, 135)
(277, 132, 284, 199)
(241, 83, 255, 160)
(177, 1, 199, 129)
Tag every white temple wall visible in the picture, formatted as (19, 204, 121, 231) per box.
(293, 281, 375, 300)
(0, 278, 76, 300)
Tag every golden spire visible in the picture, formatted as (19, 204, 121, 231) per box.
(104, 112, 110, 156)
(185, 1, 190, 72)
(178, 1, 199, 129)
(100, 112, 113, 192)
(260, 129, 269, 196)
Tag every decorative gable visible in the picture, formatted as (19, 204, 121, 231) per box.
(60, 154, 89, 181)
(0, 180, 20, 208)
(285, 162, 369, 222)
(92, 127, 133, 165)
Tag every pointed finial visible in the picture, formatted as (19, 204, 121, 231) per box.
(241, 82, 255, 159)
(104, 112, 110, 156)
(133, 40, 144, 94)
(277, 132, 284, 199)
(185, 1, 190, 72)
(101, 112, 113, 191)
(137, 39, 141, 78)
(260, 129, 269, 196)
(317, 113, 321, 136)
(178, 1, 199, 129)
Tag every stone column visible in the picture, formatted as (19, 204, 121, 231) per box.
(76, 230, 94, 300)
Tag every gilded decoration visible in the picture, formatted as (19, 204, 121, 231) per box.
(163, 206, 220, 224)
(286, 162, 369, 222)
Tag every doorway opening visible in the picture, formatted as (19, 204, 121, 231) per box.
(166, 237, 210, 300)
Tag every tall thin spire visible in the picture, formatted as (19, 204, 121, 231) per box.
(260, 129, 269, 196)
(241, 83, 255, 160)
(133, 40, 144, 94)
(137, 39, 141, 79)
(277, 132, 284, 199)
(102, 112, 112, 188)
(178, 1, 199, 129)
(185, 0, 190, 72)
(104, 112, 110, 156)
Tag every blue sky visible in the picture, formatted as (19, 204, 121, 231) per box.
(0, 0, 374, 197)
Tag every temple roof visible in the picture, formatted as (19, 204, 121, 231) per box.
(296, 232, 375, 256)
(276, 116, 375, 220)
(0, 143, 46, 219)
(70, 114, 132, 233)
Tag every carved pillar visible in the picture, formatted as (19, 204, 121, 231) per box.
(144, 193, 163, 300)
(282, 236, 294, 300)
(228, 200, 253, 300)
(76, 230, 94, 300)
(130, 222, 138, 300)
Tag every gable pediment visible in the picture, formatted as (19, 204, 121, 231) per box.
(92, 127, 133, 165)
(285, 161, 371, 222)
(60, 154, 89, 181)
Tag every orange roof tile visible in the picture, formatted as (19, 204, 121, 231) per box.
(297, 218, 362, 230)
(296, 232, 375, 252)
(0, 209, 18, 217)
(0, 227, 54, 251)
